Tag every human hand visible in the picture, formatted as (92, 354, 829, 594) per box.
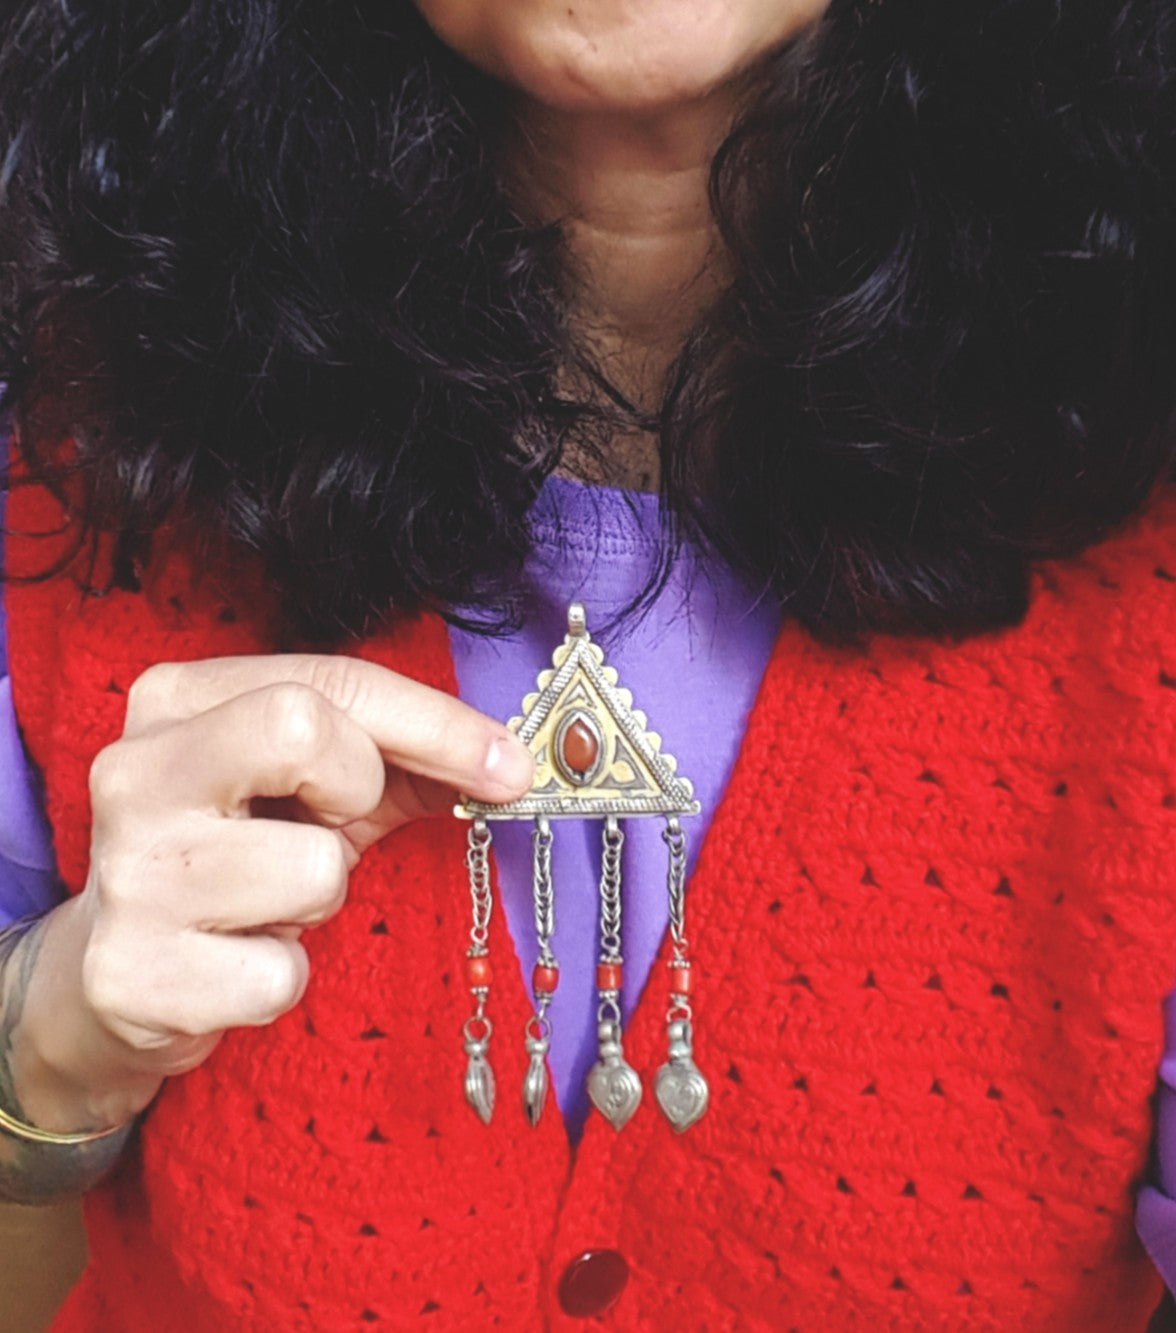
(16, 654, 532, 1128)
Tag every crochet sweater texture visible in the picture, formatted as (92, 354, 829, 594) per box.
(7, 474, 1176, 1331)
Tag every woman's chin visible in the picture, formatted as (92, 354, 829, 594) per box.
(414, 1, 825, 114)
(493, 44, 755, 116)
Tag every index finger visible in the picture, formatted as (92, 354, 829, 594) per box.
(123, 654, 533, 803)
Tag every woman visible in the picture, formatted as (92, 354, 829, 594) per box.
(1, 0, 1176, 1327)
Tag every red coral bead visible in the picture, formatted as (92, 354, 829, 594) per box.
(533, 963, 560, 995)
(668, 962, 694, 995)
(596, 962, 623, 992)
(466, 954, 493, 988)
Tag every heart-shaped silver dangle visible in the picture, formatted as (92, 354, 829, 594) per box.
(655, 1018, 709, 1132)
(588, 1019, 643, 1130)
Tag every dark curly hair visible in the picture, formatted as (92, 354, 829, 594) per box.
(1, 0, 1174, 640)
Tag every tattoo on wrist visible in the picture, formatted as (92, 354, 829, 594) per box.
(0, 914, 48, 1122)
(0, 914, 133, 1203)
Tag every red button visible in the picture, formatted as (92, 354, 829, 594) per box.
(557, 1249, 629, 1318)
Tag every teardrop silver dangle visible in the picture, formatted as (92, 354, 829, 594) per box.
(463, 1017, 495, 1125)
(654, 818, 710, 1132)
(522, 1017, 551, 1127)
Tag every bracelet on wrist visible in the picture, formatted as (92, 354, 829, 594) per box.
(0, 1098, 131, 1146)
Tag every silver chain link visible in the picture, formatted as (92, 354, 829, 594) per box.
(596, 816, 625, 1024)
(663, 817, 688, 958)
(531, 817, 556, 967)
(599, 816, 624, 960)
(466, 819, 493, 951)
(524, 818, 558, 1125)
(462, 819, 496, 1124)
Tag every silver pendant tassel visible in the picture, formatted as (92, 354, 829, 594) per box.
(587, 817, 642, 1130)
(523, 817, 558, 1126)
(655, 818, 709, 1131)
(462, 819, 496, 1124)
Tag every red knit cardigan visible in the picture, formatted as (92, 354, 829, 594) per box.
(7, 472, 1176, 1331)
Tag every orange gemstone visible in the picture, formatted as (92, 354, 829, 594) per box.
(596, 962, 623, 992)
(668, 963, 694, 996)
(466, 954, 493, 988)
(533, 963, 560, 995)
(560, 717, 599, 777)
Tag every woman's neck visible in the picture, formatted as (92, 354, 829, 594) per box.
(507, 92, 738, 488)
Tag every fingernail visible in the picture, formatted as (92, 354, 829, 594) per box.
(484, 736, 533, 793)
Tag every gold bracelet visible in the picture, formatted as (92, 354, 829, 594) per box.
(0, 1099, 130, 1147)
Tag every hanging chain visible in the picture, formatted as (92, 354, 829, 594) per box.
(587, 814, 643, 1129)
(654, 814, 709, 1131)
(597, 816, 625, 1024)
(663, 816, 688, 959)
(462, 819, 496, 1124)
(531, 817, 556, 968)
(466, 818, 493, 955)
(599, 817, 624, 958)
(523, 817, 558, 1126)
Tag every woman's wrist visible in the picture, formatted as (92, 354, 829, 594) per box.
(0, 907, 148, 1202)
(11, 897, 163, 1123)
(0, 1096, 135, 1205)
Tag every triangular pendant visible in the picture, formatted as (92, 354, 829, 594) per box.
(455, 604, 707, 1136)
(458, 603, 700, 822)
